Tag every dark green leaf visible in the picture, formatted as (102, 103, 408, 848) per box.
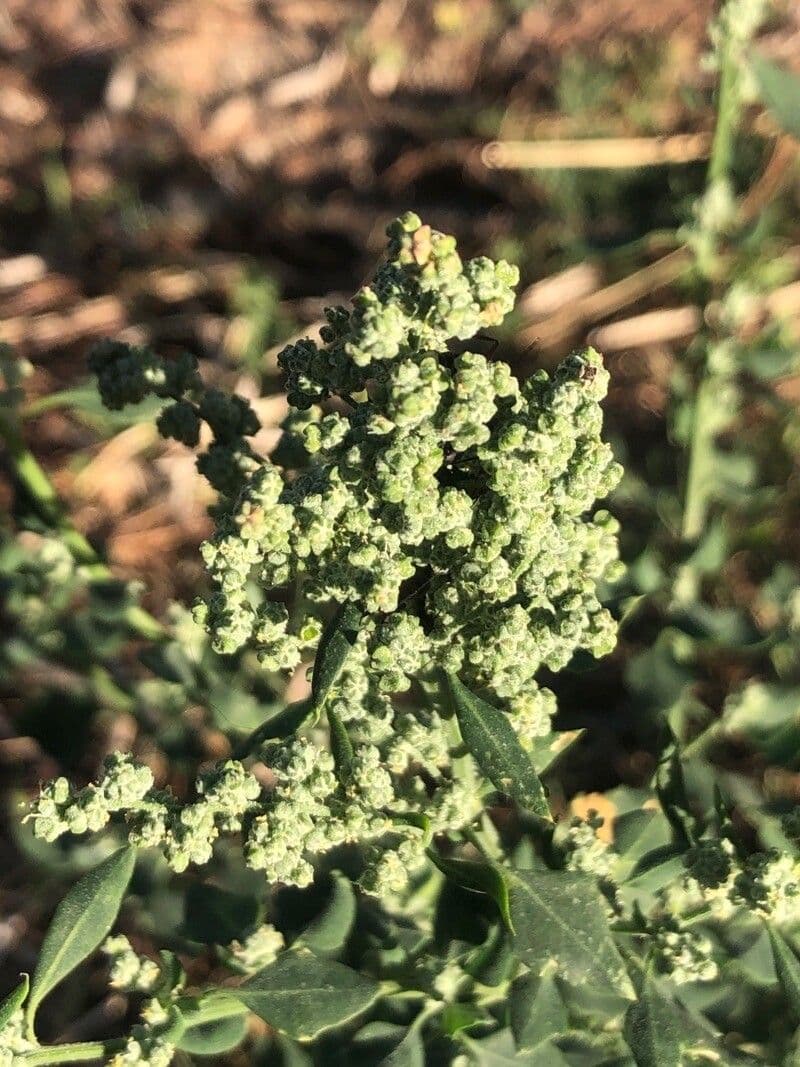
(297, 873, 356, 957)
(624, 972, 720, 1067)
(428, 850, 512, 931)
(463, 925, 515, 987)
(182, 882, 261, 946)
(233, 698, 314, 758)
(377, 1026, 426, 1067)
(460, 1030, 544, 1066)
(139, 642, 196, 687)
(441, 1003, 484, 1036)
(0, 974, 29, 1032)
(234, 949, 381, 1040)
(767, 925, 800, 1024)
(506, 868, 634, 998)
(177, 1013, 249, 1055)
(312, 603, 362, 708)
(327, 704, 356, 784)
(445, 673, 550, 821)
(27, 846, 135, 1028)
(751, 53, 800, 140)
(509, 968, 568, 1051)
(529, 730, 585, 777)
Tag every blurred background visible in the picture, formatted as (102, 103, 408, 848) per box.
(4, 0, 800, 1053)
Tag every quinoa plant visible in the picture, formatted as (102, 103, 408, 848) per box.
(8, 3, 800, 1062)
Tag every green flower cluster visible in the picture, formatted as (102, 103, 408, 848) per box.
(192, 215, 621, 723)
(27, 745, 469, 893)
(652, 925, 718, 985)
(109, 1032, 175, 1067)
(76, 215, 623, 894)
(103, 935, 161, 993)
(0, 1011, 35, 1066)
(665, 835, 800, 928)
(89, 339, 261, 498)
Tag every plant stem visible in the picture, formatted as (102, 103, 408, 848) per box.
(19, 1040, 124, 1065)
(680, 17, 739, 542)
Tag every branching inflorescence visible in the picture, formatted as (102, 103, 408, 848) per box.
(30, 214, 623, 893)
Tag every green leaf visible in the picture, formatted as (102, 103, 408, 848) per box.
(506, 868, 634, 998)
(624, 972, 720, 1067)
(377, 1026, 426, 1067)
(312, 603, 362, 709)
(441, 1002, 484, 1036)
(428, 850, 513, 931)
(509, 967, 568, 1052)
(234, 949, 381, 1040)
(234, 698, 315, 757)
(767, 925, 800, 1024)
(177, 1013, 249, 1055)
(529, 730, 585, 777)
(296, 873, 356, 957)
(751, 53, 800, 140)
(327, 704, 356, 784)
(463, 924, 515, 987)
(445, 673, 551, 821)
(460, 1030, 543, 1066)
(0, 974, 29, 1032)
(26, 846, 135, 1029)
(182, 882, 261, 946)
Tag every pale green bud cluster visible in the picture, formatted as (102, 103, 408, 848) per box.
(83, 216, 623, 898)
(664, 838, 800, 929)
(227, 924, 285, 973)
(562, 817, 615, 881)
(103, 935, 161, 993)
(31, 754, 154, 842)
(0, 1010, 35, 1066)
(193, 216, 621, 726)
(29, 738, 468, 894)
(108, 1031, 175, 1067)
(652, 924, 718, 985)
(88, 339, 261, 499)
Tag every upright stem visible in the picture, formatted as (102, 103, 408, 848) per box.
(680, 19, 740, 542)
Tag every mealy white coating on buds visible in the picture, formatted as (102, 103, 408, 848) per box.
(0, 1011, 36, 1066)
(652, 925, 719, 985)
(79, 215, 623, 897)
(108, 1031, 175, 1067)
(194, 216, 621, 726)
(228, 924, 285, 973)
(28, 740, 465, 894)
(103, 935, 161, 993)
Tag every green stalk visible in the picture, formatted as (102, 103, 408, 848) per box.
(680, 22, 739, 542)
(18, 1040, 124, 1065)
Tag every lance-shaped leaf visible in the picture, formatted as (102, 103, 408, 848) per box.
(26, 846, 135, 1029)
(529, 729, 585, 777)
(0, 974, 28, 1032)
(506, 868, 634, 998)
(233, 949, 381, 1041)
(767, 924, 800, 1025)
(311, 603, 362, 709)
(375, 1025, 426, 1067)
(445, 673, 550, 821)
(296, 872, 356, 957)
(509, 967, 568, 1052)
(327, 704, 356, 784)
(751, 53, 800, 141)
(624, 971, 721, 1067)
